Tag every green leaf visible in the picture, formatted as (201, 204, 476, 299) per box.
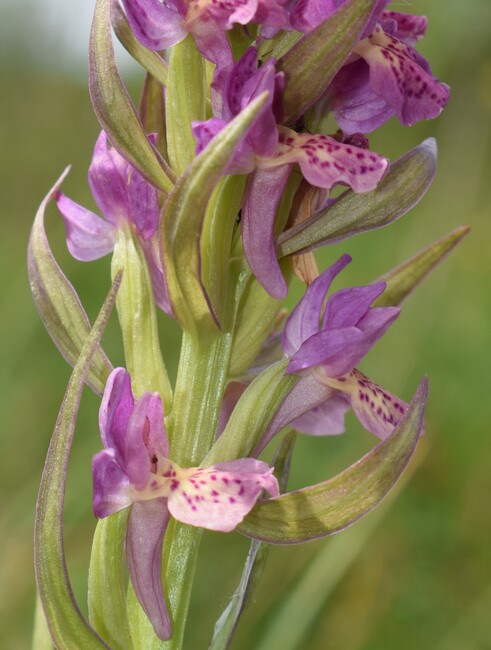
(203, 360, 298, 465)
(34, 274, 122, 649)
(89, 0, 174, 194)
(165, 35, 207, 176)
(111, 227, 173, 408)
(88, 511, 133, 650)
(27, 168, 113, 396)
(278, 0, 375, 124)
(374, 226, 470, 307)
(277, 139, 438, 257)
(161, 92, 270, 332)
(110, 0, 168, 87)
(237, 377, 428, 544)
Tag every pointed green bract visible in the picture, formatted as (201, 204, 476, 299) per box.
(34, 274, 122, 649)
(165, 35, 207, 176)
(237, 378, 428, 544)
(374, 226, 470, 307)
(89, 0, 174, 194)
(110, 0, 168, 87)
(27, 168, 113, 396)
(278, 0, 376, 124)
(139, 74, 168, 160)
(200, 176, 247, 326)
(204, 360, 297, 465)
(111, 227, 173, 408)
(161, 92, 269, 332)
(277, 139, 438, 257)
(88, 511, 133, 650)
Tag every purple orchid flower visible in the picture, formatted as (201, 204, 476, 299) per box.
(55, 131, 172, 315)
(93, 367, 279, 640)
(220, 255, 408, 455)
(193, 47, 389, 299)
(291, 2, 449, 133)
(121, 0, 289, 99)
(280, 253, 407, 440)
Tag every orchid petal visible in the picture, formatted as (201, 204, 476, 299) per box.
(166, 459, 279, 532)
(287, 326, 364, 375)
(356, 25, 450, 127)
(381, 10, 427, 45)
(55, 193, 117, 261)
(126, 499, 172, 640)
(323, 282, 385, 329)
(121, 0, 186, 50)
(329, 59, 394, 134)
(88, 131, 131, 224)
(123, 392, 165, 489)
(289, 0, 340, 33)
(192, 118, 256, 174)
(127, 168, 160, 240)
(242, 166, 292, 299)
(325, 306, 400, 376)
(291, 391, 351, 436)
(92, 450, 132, 518)
(99, 368, 135, 455)
(264, 127, 389, 192)
(200, 0, 258, 30)
(282, 254, 351, 357)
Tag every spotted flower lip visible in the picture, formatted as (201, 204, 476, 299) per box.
(93, 368, 279, 639)
(55, 131, 172, 314)
(192, 47, 389, 300)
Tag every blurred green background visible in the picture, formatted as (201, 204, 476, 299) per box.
(1, 1, 490, 648)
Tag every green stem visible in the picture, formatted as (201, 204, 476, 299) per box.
(156, 266, 249, 650)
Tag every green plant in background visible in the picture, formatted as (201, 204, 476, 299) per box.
(28, 1, 469, 648)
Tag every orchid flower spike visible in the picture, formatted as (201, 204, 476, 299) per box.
(93, 368, 279, 639)
(55, 131, 171, 314)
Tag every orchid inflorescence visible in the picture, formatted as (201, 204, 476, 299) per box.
(29, 1, 466, 648)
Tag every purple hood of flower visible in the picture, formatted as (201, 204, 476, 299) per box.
(283, 254, 400, 377)
(55, 131, 173, 314)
